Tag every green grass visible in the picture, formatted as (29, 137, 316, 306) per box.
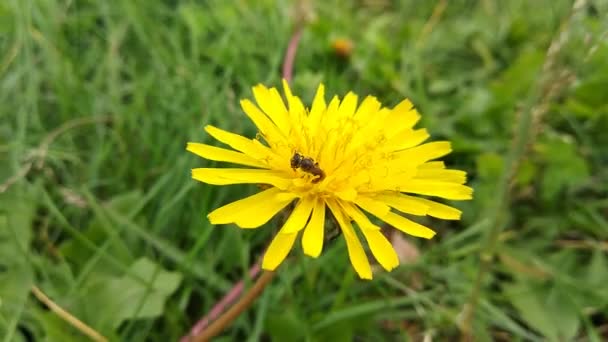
(2, 0, 608, 341)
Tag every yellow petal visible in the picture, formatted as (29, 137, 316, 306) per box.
(337, 92, 358, 118)
(186, 143, 267, 168)
(192, 168, 291, 189)
(354, 95, 381, 121)
(384, 101, 420, 138)
(323, 95, 341, 125)
(373, 193, 430, 216)
(360, 229, 399, 271)
(240, 99, 285, 144)
(392, 99, 415, 121)
(204, 125, 270, 160)
(302, 198, 325, 257)
(382, 212, 436, 239)
(282, 197, 315, 233)
(385, 128, 430, 152)
(340, 201, 381, 231)
(341, 208, 399, 272)
(282, 79, 306, 119)
(365, 167, 417, 192)
(347, 108, 391, 155)
(307, 83, 326, 135)
(316, 96, 342, 164)
(393, 98, 414, 115)
(280, 80, 309, 152)
(400, 180, 473, 200)
(262, 231, 298, 271)
(402, 196, 462, 220)
(419, 161, 446, 169)
(392, 141, 452, 165)
(207, 188, 296, 228)
(335, 188, 357, 201)
(354, 196, 391, 218)
(252, 85, 290, 135)
(326, 199, 372, 279)
(415, 169, 468, 184)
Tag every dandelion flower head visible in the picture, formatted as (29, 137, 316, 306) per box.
(187, 80, 472, 279)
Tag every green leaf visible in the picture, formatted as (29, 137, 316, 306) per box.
(60, 190, 144, 274)
(570, 74, 608, 113)
(428, 79, 457, 95)
(474, 152, 504, 211)
(178, 4, 208, 39)
(0, 186, 36, 340)
(0, 2, 14, 34)
(546, 286, 580, 341)
(505, 281, 556, 340)
(538, 137, 590, 202)
(515, 159, 537, 187)
(505, 280, 581, 341)
(476, 152, 504, 180)
(587, 248, 607, 284)
(36, 312, 90, 342)
(490, 50, 544, 105)
(314, 319, 358, 342)
(265, 309, 308, 341)
(585, 249, 608, 301)
(79, 257, 182, 332)
(0, 186, 36, 262)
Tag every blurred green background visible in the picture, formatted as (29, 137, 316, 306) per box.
(2, 0, 608, 341)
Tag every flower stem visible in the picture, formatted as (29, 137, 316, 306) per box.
(189, 271, 276, 342)
(180, 263, 261, 341)
(282, 27, 303, 84)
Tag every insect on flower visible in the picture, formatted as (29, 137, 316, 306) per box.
(290, 152, 326, 183)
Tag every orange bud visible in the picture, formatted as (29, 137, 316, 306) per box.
(331, 38, 354, 58)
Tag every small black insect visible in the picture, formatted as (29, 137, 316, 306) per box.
(290, 152, 326, 183)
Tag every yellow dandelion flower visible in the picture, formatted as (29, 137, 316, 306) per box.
(187, 81, 473, 279)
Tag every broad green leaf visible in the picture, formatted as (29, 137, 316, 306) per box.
(490, 50, 544, 106)
(505, 281, 558, 340)
(265, 309, 308, 341)
(60, 191, 144, 274)
(0, 186, 36, 339)
(505, 280, 581, 341)
(538, 137, 590, 202)
(515, 159, 537, 187)
(476, 153, 503, 180)
(585, 249, 608, 302)
(0, 186, 36, 261)
(546, 286, 581, 341)
(36, 312, 89, 342)
(570, 74, 608, 115)
(79, 257, 182, 332)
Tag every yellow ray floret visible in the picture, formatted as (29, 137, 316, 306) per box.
(188, 81, 473, 279)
